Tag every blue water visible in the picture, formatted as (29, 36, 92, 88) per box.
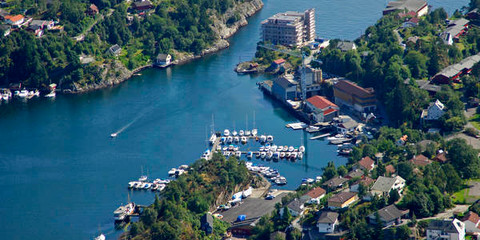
(0, 0, 468, 239)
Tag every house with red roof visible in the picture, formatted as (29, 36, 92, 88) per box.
(305, 95, 339, 122)
(410, 154, 432, 167)
(462, 211, 480, 234)
(4, 14, 24, 27)
(302, 187, 326, 204)
(433, 152, 448, 163)
(86, 4, 99, 16)
(356, 156, 375, 172)
(385, 164, 396, 175)
(402, 17, 420, 28)
(333, 80, 376, 113)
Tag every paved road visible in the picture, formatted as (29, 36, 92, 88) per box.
(220, 192, 287, 223)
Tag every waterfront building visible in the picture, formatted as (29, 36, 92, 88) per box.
(305, 96, 339, 123)
(155, 54, 172, 66)
(333, 80, 376, 113)
(426, 219, 465, 240)
(261, 9, 315, 47)
(317, 211, 339, 233)
(302, 187, 326, 204)
(383, 0, 429, 17)
(337, 41, 357, 52)
(368, 205, 408, 227)
(328, 192, 358, 209)
(371, 176, 406, 197)
(272, 74, 298, 102)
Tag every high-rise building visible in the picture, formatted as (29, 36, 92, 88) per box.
(261, 8, 315, 47)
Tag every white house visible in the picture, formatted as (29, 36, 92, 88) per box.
(280, 198, 306, 217)
(421, 99, 445, 121)
(302, 187, 326, 205)
(427, 219, 465, 240)
(317, 211, 339, 233)
(155, 53, 172, 67)
(371, 176, 406, 197)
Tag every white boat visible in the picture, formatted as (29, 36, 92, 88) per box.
(228, 145, 235, 151)
(288, 146, 294, 152)
(291, 152, 298, 160)
(2, 93, 10, 101)
(255, 151, 261, 158)
(114, 202, 135, 221)
(275, 176, 287, 185)
(277, 146, 283, 151)
(283, 146, 288, 152)
(273, 152, 280, 159)
(235, 151, 242, 158)
(128, 181, 137, 188)
(234, 136, 239, 143)
(216, 145, 222, 151)
(220, 137, 226, 143)
(260, 135, 267, 143)
(143, 183, 152, 189)
(259, 146, 265, 151)
(280, 152, 286, 158)
(247, 151, 253, 159)
(327, 134, 345, 141)
(232, 130, 238, 136)
(227, 136, 233, 143)
(179, 165, 189, 170)
(306, 126, 320, 133)
(267, 135, 274, 142)
(265, 145, 271, 151)
(316, 176, 323, 182)
(299, 146, 305, 152)
(241, 136, 247, 144)
(298, 152, 304, 160)
(271, 145, 277, 152)
(209, 134, 217, 145)
(94, 234, 105, 240)
(286, 122, 308, 130)
(110, 133, 118, 138)
(260, 152, 266, 159)
(267, 151, 273, 159)
(138, 175, 147, 182)
(225, 151, 231, 157)
(157, 184, 166, 191)
(233, 146, 239, 151)
(252, 129, 258, 136)
(151, 184, 159, 191)
(245, 130, 251, 136)
(286, 152, 291, 158)
(33, 89, 40, 97)
(16, 89, 29, 98)
(45, 91, 56, 98)
(224, 129, 230, 136)
(168, 168, 177, 176)
(239, 130, 244, 136)
(201, 149, 211, 159)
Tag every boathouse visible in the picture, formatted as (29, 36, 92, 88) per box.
(155, 54, 172, 67)
(272, 74, 298, 102)
(305, 95, 339, 122)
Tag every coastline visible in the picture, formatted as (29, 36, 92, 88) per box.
(68, 0, 264, 94)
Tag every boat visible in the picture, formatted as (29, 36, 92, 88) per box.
(179, 165, 189, 170)
(288, 146, 294, 152)
(168, 168, 177, 176)
(306, 126, 320, 133)
(143, 183, 152, 189)
(286, 152, 291, 158)
(338, 148, 352, 156)
(280, 152, 285, 158)
(228, 145, 234, 151)
(235, 151, 242, 158)
(327, 134, 345, 141)
(241, 136, 247, 144)
(265, 145, 271, 151)
(227, 136, 233, 143)
(151, 184, 159, 191)
(225, 151, 231, 157)
(255, 151, 260, 158)
(260, 135, 267, 143)
(110, 133, 118, 138)
(233, 146, 239, 151)
(277, 146, 283, 151)
(94, 234, 106, 240)
(224, 129, 230, 136)
(245, 130, 251, 136)
(299, 146, 305, 152)
(114, 202, 135, 222)
(234, 136, 239, 143)
(209, 134, 217, 145)
(128, 181, 136, 188)
(298, 152, 304, 159)
(157, 184, 166, 191)
(2, 93, 10, 101)
(275, 177, 287, 185)
(239, 130, 244, 136)
(267, 151, 273, 159)
(201, 149, 211, 159)
(45, 91, 56, 98)
(252, 129, 258, 136)
(220, 137, 226, 143)
(266, 135, 274, 142)
(259, 146, 265, 151)
(260, 152, 266, 159)
(291, 152, 298, 160)
(216, 145, 222, 151)
(138, 175, 148, 182)
(247, 151, 253, 159)
(232, 130, 238, 136)
(271, 145, 277, 152)
(273, 152, 280, 159)
(16, 89, 29, 98)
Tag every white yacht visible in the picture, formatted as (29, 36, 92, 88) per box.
(138, 175, 147, 182)
(239, 130, 244, 136)
(241, 136, 247, 144)
(288, 146, 294, 152)
(235, 151, 242, 158)
(267, 151, 273, 159)
(260, 152, 266, 159)
(224, 129, 230, 136)
(266, 135, 274, 142)
(227, 136, 233, 143)
(232, 130, 238, 136)
(234, 136, 240, 143)
(45, 91, 56, 98)
(245, 130, 251, 136)
(94, 234, 106, 240)
(275, 177, 287, 185)
(128, 181, 137, 188)
(247, 151, 253, 159)
(252, 129, 258, 136)
(110, 133, 118, 138)
(299, 146, 305, 152)
(280, 152, 286, 158)
(168, 168, 177, 176)
(260, 135, 267, 143)
(16, 89, 29, 98)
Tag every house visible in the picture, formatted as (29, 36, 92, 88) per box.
(371, 176, 406, 197)
(368, 205, 408, 227)
(356, 156, 375, 172)
(385, 164, 396, 175)
(323, 176, 348, 190)
(0, 24, 10, 36)
(467, 8, 480, 20)
(398, 11, 416, 18)
(108, 44, 122, 56)
(350, 176, 374, 193)
(440, 18, 470, 45)
(303, 187, 326, 204)
(317, 211, 339, 233)
(462, 211, 480, 234)
(328, 192, 358, 209)
(30, 20, 54, 30)
(86, 4, 99, 16)
(402, 17, 420, 28)
(427, 219, 466, 240)
(345, 169, 364, 180)
(335, 117, 359, 134)
(421, 100, 445, 121)
(271, 58, 286, 70)
(281, 198, 306, 217)
(396, 135, 408, 146)
(383, 0, 429, 17)
(431, 53, 480, 84)
(337, 41, 356, 52)
(333, 80, 376, 113)
(434, 152, 448, 163)
(27, 24, 43, 37)
(132, 0, 154, 11)
(201, 213, 214, 235)
(155, 53, 172, 67)
(4, 14, 24, 27)
(305, 96, 339, 122)
(272, 74, 298, 102)
(410, 154, 432, 167)
(407, 36, 420, 44)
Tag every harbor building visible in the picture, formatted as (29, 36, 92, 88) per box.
(383, 0, 429, 17)
(272, 74, 298, 102)
(261, 9, 315, 47)
(305, 96, 339, 123)
(333, 80, 376, 113)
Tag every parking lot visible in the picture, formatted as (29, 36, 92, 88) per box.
(220, 192, 288, 223)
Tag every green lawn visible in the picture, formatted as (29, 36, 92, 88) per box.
(453, 187, 468, 204)
(469, 114, 480, 130)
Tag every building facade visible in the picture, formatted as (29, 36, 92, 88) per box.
(261, 9, 315, 47)
(333, 80, 376, 113)
(427, 219, 465, 240)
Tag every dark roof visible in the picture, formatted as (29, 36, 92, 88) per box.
(463, 211, 480, 224)
(156, 53, 170, 61)
(201, 213, 213, 226)
(317, 211, 339, 224)
(337, 41, 356, 51)
(384, 0, 427, 13)
(427, 219, 463, 234)
(329, 192, 357, 204)
(434, 53, 480, 78)
(372, 176, 404, 193)
(434, 152, 447, 163)
(132, 0, 154, 8)
(323, 176, 348, 188)
(346, 169, 364, 179)
(334, 80, 374, 99)
(370, 205, 406, 222)
(287, 198, 305, 213)
(274, 75, 297, 89)
(0, 24, 10, 31)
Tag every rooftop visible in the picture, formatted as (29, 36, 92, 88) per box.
(358, 156, 375, 171)
(287, 198, 306, 213)
(435, 53, 480, 78)
(329, 191, 357, 204)
(323, 176, 348, 188)
(384, 0, 428, 13)
(410, 154, 432, 166)
(334, 80, 374, 99)
(317, 211, 339, 224)
(307, 95, 338, 110)
(304, 187, 326, 199)
(5, 14, 23, 22)
(370, 205, 406, 222)
(371, 176, 404, 193)
(463, 211, 480, 224)
(427, 219, 464, 234)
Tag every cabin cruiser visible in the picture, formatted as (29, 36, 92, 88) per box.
(168, 168, 177, 176)
(275, 177, 287, 185)
(94, 234, 106, 240)
(228, 145, 235, 151)
(128, 181, 137, 188)
(255, 151, 261, 158)
(247, 151, 253, 159)
(234, 136, 240, 143)
(245, 130, 251, 136)
(227, 136, 233, 143)
(277, 146, 283, 151)
(283, 146, 288, 152)
(232, 130, 238, 136)
(201, 149, 211, 159)
(273, 152, 280, 159)
(286, 152, 291, 158)
(260, 151, 266, 159)
(239, 130, 244, 136)
(280, 152, 286, 158)
(299, 146, 305, 152)
(266, 151, 273, 160)
(271, 145, 277, 152)
(306, 126, 320, 133)
(241, 136, 247, 144)
(235, 151, 242, 158)
(291, 152, 298, 160)
(288, 146, 294, 152)
(16, 89, 29, 98)
(259, 135, 267, 143)
(266, 135, 274, 142)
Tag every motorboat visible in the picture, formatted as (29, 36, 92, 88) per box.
(299, 146, 305, 152)
(151, 184, 159, 191)
(327, 134, 345, 141)
(275, 177, 287, 185)
(94, 234, 106, 240)
(16, 89, 29, 98)
(2, 93, 10, 101)
(220, 137, 226, 143)
(143, 183, 152, 189)
(260, 135, 267, 143)
(255, 151, 261, 158)
(271, 145, 277, 152)
(260, 152, 266, 159)
(157, 184, 166, 191)
(273, 152, 280, 159)
(179, 165, 189, 170)
(247, 151, 253, 159)
(259, 146, 265, 151)
(216, 145, 222, 151)
(223, 146, 228, 151)
(234, 136, 239, 143)
(266, 151, 273, 159)
(201, 149, 211, 159)
(241, 136, 247, 144)
(288, 146, 294, 152)
(266, 135, 274, 142)
(265, 145, 271, 151)
(224, 129, 230, 136)
(283, 145, 288, 151)
(114, 202, 135, 221)
(128, 181, 137, 188)
(280, 152, 285, 158)
(286, 152, 291, 158)
(316, 176, 322, 182)
(235, 151, 242, 158)
(110, 133, 118, 138)
(233, 146, 239, 151)
(45, 91, 56, 98)
(277, 146, 283, 151)
(298, 152, 304, 160)
(227, 136, 233, 143)
(245, 130, 251, 136)
(175, 169, 185, 176)
(138, 175, 148, 182)
(306, 126, 320, 133)
(168, 168, 177, 176)
(252, 129, 258, 136)
(291, 152, 298, 160)
(225, 151, 231, 157)
(228, 145, 235, 151)
(209, 134, 217, 145)
(232, 130, 238, 136)
(239, 130, 244, 136)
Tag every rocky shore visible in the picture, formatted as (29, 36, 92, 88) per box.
(70, 0, 264, 93)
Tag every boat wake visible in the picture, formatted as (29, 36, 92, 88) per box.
(110, 112, 145, 138)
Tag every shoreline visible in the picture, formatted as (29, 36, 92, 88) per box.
(67, 0, 264, 94)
